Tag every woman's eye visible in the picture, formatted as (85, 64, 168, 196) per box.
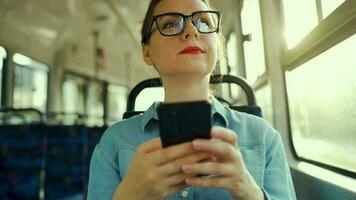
(196, 19, 211, 28)
(201, 20, 210, 27)
(162, 22, 176, 29)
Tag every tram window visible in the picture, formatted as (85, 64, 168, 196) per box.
(227, 32, 238, 76)
(62, 74, 86, 123)
(286, 34, 356, 173)
(12, 53, 48, 112)
(255, 83, 274, 125)
(107, 85, 128, 124)
(227, 33, 239, 99)
(227, 84, 247, 105)
(87, 81, 105, 126)
(0, 45, 7, 105)
(321, 0, 345, 19)
(283, 0, 318, 49)
(62, 74, 105, 126)
(241, 0, 266, 84)
(135, 87, 164, 111)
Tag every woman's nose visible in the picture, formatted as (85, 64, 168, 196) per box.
(181, 19, 200, 40)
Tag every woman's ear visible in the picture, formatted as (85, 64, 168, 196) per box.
(142, 44, 154, 65)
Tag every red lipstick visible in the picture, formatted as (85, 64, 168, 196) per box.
(179, 46, 205, 54)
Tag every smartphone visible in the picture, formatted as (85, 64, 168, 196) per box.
(157, 101, 211, 148)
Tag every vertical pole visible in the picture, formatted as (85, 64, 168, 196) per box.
(93, 30, 100, 79)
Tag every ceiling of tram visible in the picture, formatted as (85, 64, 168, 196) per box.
(0, 0, 239, 86)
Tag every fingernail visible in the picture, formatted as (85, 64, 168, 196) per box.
(193, 140, 203, 150)
(185, 178, 192, 184)
(182, 165, 192, 172)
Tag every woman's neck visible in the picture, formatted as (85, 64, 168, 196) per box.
(162, 75, 210, 103)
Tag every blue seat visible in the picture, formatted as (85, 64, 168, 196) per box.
(0, 107, 114, 199)
(44, 125, 88, 200)
(0, 124, 46, 200)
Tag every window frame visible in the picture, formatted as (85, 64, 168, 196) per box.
(237, 0, 274, 126)
(0, 45, 8, 108)
(11, 52, 50, 112)
(281, 0, 356, 177)
(106, 84, 129, 125)
(240, 0, 268, 85)
(62, 71, 109, 126)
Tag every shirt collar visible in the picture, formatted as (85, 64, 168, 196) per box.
(140, 96, 228, 134)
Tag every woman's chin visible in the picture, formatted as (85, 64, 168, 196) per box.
(176, 62, 213, 74)
(158, 60, 214, 77)
(164, 67, 212, 77)
(160, 68, 210, 79)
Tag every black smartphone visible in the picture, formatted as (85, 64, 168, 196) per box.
(157, 101, 211, 148)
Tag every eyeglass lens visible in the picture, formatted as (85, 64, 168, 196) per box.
(156, 12, 219, 36)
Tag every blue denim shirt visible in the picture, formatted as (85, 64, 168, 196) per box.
(88, 98, 297, 200)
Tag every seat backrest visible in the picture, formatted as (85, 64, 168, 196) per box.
(44, 125, 88, 199)
(0, 124, 46, 199)
(123, 74, 262, 119)
(0, 108, 45, 199)
(0, 108, 110, 199)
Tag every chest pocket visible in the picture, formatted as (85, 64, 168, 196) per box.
(239, 145, 264, 186)
(118, 149, 136, 178)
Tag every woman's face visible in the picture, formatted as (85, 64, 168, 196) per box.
(143, 0, 218, 78)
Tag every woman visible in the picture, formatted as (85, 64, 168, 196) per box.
(88, 0, 297, 199)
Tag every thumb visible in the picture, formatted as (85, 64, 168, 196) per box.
(137, 137, 162, 154)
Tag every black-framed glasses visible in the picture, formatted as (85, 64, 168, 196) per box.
(143, 11, 221, 43)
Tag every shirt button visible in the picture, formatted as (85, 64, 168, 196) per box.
(181, 190, 188, 197)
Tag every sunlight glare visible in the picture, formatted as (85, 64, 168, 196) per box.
(241, 0, 266, 83)
(13, 53, 33, 66)
(227, 33, 237, 69)
(321, 0, 345, 19)
(0, 46, 7, 59)
(283, 0, 318, 49)
(135, 87, 165, 111)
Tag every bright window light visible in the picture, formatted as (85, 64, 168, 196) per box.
(33, 71, 48, 109)
(241, 0, 266, 83)
(0, 46, 7, 59)
(227, 32, 237, 71)
(13, 53, 33, 66)
(286, 34, 356, 173)
(107, 85, 128, 123)
(283, 0, 318, 49)
(321, 0, 345, 19)
(135, 87, 165, 111)
(13, 53, 48, 71)
(63, 79, 79, 113)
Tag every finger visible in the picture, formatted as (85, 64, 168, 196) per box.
(200, 156, 217, 163)
(192, 139, 238, 161)
(137, 137, 162, 154)
(185, 176, 229, 188)
(211, 127, 238, 145)
(159, 152, 211, 176)
(151, 141, 196, 165)
(182, 162, 233, 176)
(163, 171, 197, 186)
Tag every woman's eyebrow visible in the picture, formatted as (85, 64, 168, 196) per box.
(154, 10, 209, 16)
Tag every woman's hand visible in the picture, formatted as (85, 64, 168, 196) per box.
(182, 127, 265, 200)
(113, 138, 210, 200)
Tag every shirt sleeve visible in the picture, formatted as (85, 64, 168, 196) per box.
(87, 145, 122, 200)
(262, 132, 297, 200)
